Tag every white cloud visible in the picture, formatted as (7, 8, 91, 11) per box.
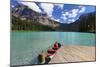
(61, 6, 86, 19)
(61, 10, 77, 23)
(40, 3, 54, 17)
(68, 13, 77, 18)
(61, 9, 79, 19)
(63, 17, 67, 20)
(60, 16, 67, 21)
(51, 17, 60, 22)
(65, 12, 69, 15)
(55, 19, 60, 22)
(68, 19, 76, 22)
(62, 13, 66, 17)
(54, 4, 64, 9)
(68, 9, 79, 18)
(19, 2, 42, 13)
(79, 6, 86, 13)
(66, 19, 76, 24)
(61, 11, 69, 21)
(60, 6, 86, 24)
(62, 11, 69, 17)
(71, 9, 79, 14)
(11, 5, 14, 8)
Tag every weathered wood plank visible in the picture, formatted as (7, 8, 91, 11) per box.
(49, 45, 95, 63)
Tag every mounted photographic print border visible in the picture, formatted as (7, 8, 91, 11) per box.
(10, 0, 96, 67)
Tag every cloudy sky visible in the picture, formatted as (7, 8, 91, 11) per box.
(11, 0, 95, 24)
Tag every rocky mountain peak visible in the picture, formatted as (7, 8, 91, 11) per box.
(12, 4, 60, 28)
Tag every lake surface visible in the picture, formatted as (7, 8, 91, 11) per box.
(11, 32, 96, 66)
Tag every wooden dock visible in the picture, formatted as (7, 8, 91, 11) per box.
(49, 45, 96, 63)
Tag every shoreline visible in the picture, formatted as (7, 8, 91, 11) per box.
(11, 30, 96, 33)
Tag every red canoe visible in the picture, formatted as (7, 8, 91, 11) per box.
(47, 49, 56, 52)
(47, 53, 53, 57)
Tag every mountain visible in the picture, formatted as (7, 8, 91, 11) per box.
(11, 2, 96, 32)
(11, 4, 60, 29)
(78, 12, 96, 33)
(55, 12, 96, 33)
(12, 15, 56, 31)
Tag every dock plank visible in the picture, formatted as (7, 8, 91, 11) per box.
(49, 45, 95, 63)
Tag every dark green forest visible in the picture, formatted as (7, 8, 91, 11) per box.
(79, 13, 96, 33)
(11, 16, 55, 31)
(11, 12, 96, 33)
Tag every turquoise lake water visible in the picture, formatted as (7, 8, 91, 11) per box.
(11, 32, 96, 66)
